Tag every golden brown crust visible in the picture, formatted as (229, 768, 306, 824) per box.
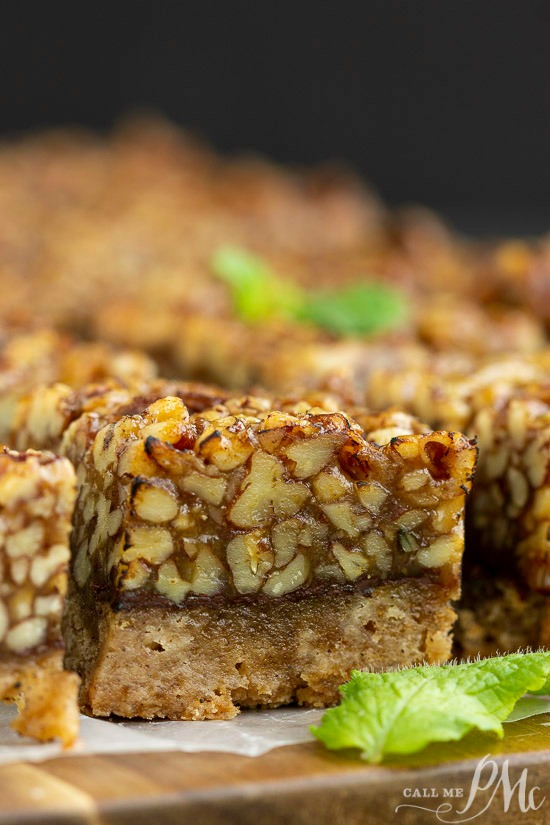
(64, 576, 455, 720)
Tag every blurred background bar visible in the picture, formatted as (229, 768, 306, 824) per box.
(0, 2, 548, 233)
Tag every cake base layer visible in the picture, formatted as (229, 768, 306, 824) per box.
(64, 578, 455, 720)
(0, 650, 79, 745)
(454, 571, 550, 658)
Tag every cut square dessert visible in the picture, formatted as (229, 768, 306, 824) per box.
(0, 448, 78, 744)
(60, 393, 477, 720)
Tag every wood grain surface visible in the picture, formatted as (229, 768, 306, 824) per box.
(0, 714, 549, 824)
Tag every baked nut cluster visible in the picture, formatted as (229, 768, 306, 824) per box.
(61, 394, 477, 606)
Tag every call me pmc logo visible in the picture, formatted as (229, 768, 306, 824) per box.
(395, 755, 546, 822)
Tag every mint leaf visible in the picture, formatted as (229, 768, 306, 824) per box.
(210, 246, 302, 322)
(210, 246, 408, 335)
(298, 282, 409, 336)
(311, 652, 550, 763)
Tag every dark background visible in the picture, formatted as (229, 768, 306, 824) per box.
(1, 2, 549, 234)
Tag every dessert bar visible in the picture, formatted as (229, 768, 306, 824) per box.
(60, 392, 477, 719)
(0, 448, 78, 744)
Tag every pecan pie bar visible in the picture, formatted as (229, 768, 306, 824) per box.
(60, 393, 476, 720)
(0, 448, 78, 744)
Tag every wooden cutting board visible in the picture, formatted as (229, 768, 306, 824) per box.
(0, 714, 549, 824)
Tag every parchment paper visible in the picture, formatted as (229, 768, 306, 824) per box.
(0, 696, 548, 766)
(0, 705, 324, 765)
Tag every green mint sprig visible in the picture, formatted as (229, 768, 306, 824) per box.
(211, 246, 409, 336)
(311, 652, 550, 763)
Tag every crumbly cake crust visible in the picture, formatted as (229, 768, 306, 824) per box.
(0, 651, 79, 745)
(64, 577, 455, 720)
